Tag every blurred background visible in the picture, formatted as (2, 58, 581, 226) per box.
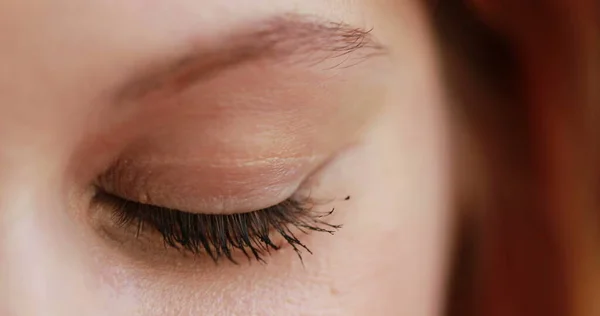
(427, 1, 600, 315)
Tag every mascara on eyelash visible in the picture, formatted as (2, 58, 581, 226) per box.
(95, 191, 348, 264)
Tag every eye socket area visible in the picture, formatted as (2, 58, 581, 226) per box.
(84, 29, 386, 214)
(89, 149, 344, 263)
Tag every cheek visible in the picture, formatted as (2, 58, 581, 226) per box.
(301, 89, 451, 314)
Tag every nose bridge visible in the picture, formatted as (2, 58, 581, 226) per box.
(0, 181, 99, 315)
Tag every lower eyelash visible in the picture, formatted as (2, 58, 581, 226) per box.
(94, 191, 342, 264)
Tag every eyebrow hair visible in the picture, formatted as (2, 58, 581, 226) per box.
(115, 14, 386, 101)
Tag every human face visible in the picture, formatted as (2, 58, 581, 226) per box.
(0, 1, 450, 315)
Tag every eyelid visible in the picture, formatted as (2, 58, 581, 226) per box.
(97, 154, 322, 214)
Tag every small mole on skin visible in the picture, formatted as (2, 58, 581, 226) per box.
(329, 286, 341, 296)
(139, 192, 149, 203)
(344, 196, 351, 201)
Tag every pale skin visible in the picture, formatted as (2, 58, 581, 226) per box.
(0, 1, 451, 315)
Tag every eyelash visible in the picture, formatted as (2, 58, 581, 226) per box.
(94, 190, 343, 264)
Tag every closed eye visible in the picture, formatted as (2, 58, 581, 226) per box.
(93, 189, 343, 264)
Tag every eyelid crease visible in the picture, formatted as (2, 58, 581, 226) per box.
(110, 154, 327, 167)
(121, 155, 324, 168)
(224, 155, 322, 167)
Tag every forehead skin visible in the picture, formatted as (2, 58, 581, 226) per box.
(0, 1, 450, 316)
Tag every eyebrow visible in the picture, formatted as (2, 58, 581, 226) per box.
(115, 14, 386, 102)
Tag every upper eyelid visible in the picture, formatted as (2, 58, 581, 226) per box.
(96, 155, 313, 213)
